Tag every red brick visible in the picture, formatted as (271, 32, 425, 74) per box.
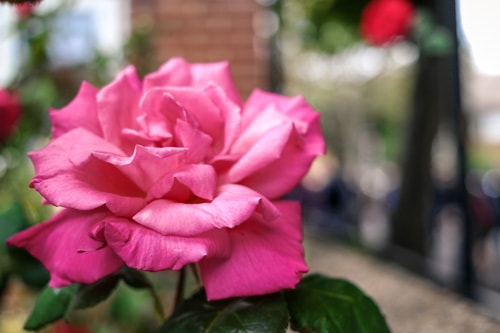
(131, 0, 268, 96)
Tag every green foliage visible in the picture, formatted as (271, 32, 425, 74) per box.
(0, 203, 49, 290)
(156, 289, 289, 333)
(67, 275, 121, 313)
(412, 8, 453, 55)
(24, 284, 78, 331)
(284, 274, 390, 333)
(23, 269, 160, 331)
(292, 0, 370, 53)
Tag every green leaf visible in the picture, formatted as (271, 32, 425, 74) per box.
(0, 203, 30, 249)
(24, 284, 78, 331)
(67, 274, 121, 313)
(24, 274, 122, 330)
(284, 274, 390, 333)
(156, 289, 289, 333)
(120, 267, 154, 289)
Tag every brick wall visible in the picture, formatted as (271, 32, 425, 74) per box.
(130, 0, 269, 99)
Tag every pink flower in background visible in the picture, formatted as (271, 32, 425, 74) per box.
(7, 58, 325, 300)
(361, 0, 415, 46)
(0, 89, 21, 142)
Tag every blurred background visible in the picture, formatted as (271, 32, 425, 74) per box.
(1, 0, 500, 331)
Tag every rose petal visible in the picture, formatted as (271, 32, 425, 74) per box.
(134, 184, 280, 236)
(202, 84, 241, 156)
(199, 201, 308, 300)
(191, 61, 242, 106)
(238, 89, 325, 155)
(97, 65, 142, 151)
(92, 145, 187, 192)
(227, 123, 317, 199)
(50, 82, 102, 139)
(146, 164, 217, 202)
(100, 218, 230, 271)
(174, 119, 213, 163)
(6, 208, 123, 287)
(165, 88, 225, 150)
(29, 128, 145, 216)
(144, 57, 242, 106)
(137, 88, 187, 141)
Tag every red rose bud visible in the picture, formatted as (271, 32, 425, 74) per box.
(361, 0, 415, 46)
(15, 4, 35, 18)
(14, 1, 40, 18)
(0, 89, 21, 142)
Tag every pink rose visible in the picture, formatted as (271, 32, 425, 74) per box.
(0, 88, 21, 142)
(7, 58, 325, 300)
(361, 0, 415, 46)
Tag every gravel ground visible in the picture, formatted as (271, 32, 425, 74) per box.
(305, 237, 500, 333)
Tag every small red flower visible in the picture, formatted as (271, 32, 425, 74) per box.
(15, 3, 36, 18)
(0, 89, 21, 142)
(361, 0, 415, 46)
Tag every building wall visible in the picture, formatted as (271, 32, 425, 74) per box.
(130, 0, 269, 99)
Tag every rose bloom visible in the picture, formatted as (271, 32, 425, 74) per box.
(0, 88, 21, 142)
(15, 3, 37, 18)
(7, 58, 325, 300)
(360, 0, 415, 46)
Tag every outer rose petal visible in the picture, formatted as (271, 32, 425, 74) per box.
(50, 82, 102, 139)
(99, 218, 230, 271)
(143, 57, 242, 106)
(227, 123, 318, 199)
(30, 128, 145, 216)
(199, 201, 308, 300)
(6, 208, 123, 287)
(240, 89, 325, 155)
(134, 184, 280, 236)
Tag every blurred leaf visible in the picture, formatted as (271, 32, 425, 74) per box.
(412, 9, 453, 56)
(15, 257, 50, 288)
(294, 0, 370, 53)
(24, 274, 123, 331)
(1, 203, 49, 288)
(284, 274, 390, 333)
(24, 284, 78, 331)
(67, 274, 121, 313)
(0, 203, 30, 248)
(120, 267, 154, 289)
(109, 284, 155, 333)
(156, 289, 288, 333)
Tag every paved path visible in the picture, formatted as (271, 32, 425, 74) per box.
(305, 237, 500, 333)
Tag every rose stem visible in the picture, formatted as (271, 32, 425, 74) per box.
(173, 266, 186, 311)
(189, 264, 201, 287)
(149, 283, 166, 323)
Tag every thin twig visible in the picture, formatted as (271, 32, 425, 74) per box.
(189, 264, 201, 287)
(148, 284, 166, 323)
(173, 267, 186, 311)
